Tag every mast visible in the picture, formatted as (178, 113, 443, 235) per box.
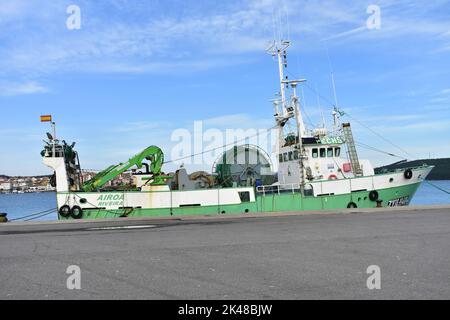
(290, 80, 306, 192)
(288, 80, 307, 137)
(267, 40, 307, 190)
(266, 41, 292, 116)
(51, 121, 57, 157)
(331, 71, 339, 110)
(277, 42, 288, 113)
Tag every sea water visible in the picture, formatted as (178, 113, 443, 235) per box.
(0, 192, 58, 222)
(1, 181, 449, 222)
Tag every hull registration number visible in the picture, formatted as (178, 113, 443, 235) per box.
(388, 196, 410, 207)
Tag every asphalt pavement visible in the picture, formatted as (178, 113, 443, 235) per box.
(1, 206, 449, 299)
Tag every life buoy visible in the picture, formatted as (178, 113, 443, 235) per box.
(347, 202, 357, 208)
(58, 205, 71, 218)
(369, 190, 379, 202)
(328, 174, 338, 180)
(70, 206, 83, 219)
(404, 169, 413, 180)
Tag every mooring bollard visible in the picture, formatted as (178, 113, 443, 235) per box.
(0, 213, 8, 223)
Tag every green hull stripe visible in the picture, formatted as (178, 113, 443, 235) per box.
(58, 182, 421, 220)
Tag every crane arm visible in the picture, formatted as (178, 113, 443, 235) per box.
(82, 146, 164, 192)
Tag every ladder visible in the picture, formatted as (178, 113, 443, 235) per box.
(342, 123, 363, 176)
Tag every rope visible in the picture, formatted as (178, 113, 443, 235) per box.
(24, 210, 57, 222)
(8, 208, 57, 222)
(355, 141, 407, 160)
(303, 81, 415, 159)
(164, 125, 279, 165)
(426, 181, 450, 195)
(345, 113, 416, 160)
(284, 67, 417, 160)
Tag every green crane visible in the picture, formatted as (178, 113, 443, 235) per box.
(82, 146, 165, 192)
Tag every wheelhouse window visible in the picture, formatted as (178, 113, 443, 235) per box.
(334, 147, 341, 157)
(279, 154, 283, 163)
(288, 151, 293, 161)
(327, 147, 333, 158)
(312, 148, 318, 158)
(320, 148, 326, 158)
(294, 150, 299, 160)
(283, 153, 288, 162)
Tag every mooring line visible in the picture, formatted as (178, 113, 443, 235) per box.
(23, 210, 57, 222)
(425, 181, 450, 195)
(8, 208, 57, 222)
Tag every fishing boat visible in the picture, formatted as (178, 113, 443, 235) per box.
(41, 40, 433, 220)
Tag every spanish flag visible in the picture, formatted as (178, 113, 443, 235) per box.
(40, 115, 52, 122)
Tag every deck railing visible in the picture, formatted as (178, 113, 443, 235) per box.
(256, 183, 301, 195)
(256, 165, 430, 198)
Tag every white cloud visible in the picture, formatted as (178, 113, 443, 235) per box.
(0, 0, 275, 76)
(364, 114, 426, 122)
(0, 1, 29, 21)
(202, 114, 252, 127)
(322, 26, 367, 42)
(201, 113, 274, 130)
(114, 121, 167, 133)
(311, 0, 450, 47)
(0, 81, 49, 96)
(0, 0, 449, 79)
(375, 120, 450, 132)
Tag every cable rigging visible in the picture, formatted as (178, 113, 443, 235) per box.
(8, 208, 57, 222)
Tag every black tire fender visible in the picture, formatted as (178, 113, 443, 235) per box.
(58, 205, 71, 218)
(404, 169, 413, 180)
(347, 202, 357, 208)
(50, 173, 57, 188)
(70, 206, 83, 219)
(369, 190, 379, 202)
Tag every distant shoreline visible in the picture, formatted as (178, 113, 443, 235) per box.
(0, 190, 55, 195)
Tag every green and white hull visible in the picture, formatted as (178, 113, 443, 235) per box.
(54, 166, 432, 220)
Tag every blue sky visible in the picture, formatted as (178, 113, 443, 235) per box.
(0, 0, 449, 176)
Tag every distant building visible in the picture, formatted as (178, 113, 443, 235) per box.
(0, 182, 12, 192)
